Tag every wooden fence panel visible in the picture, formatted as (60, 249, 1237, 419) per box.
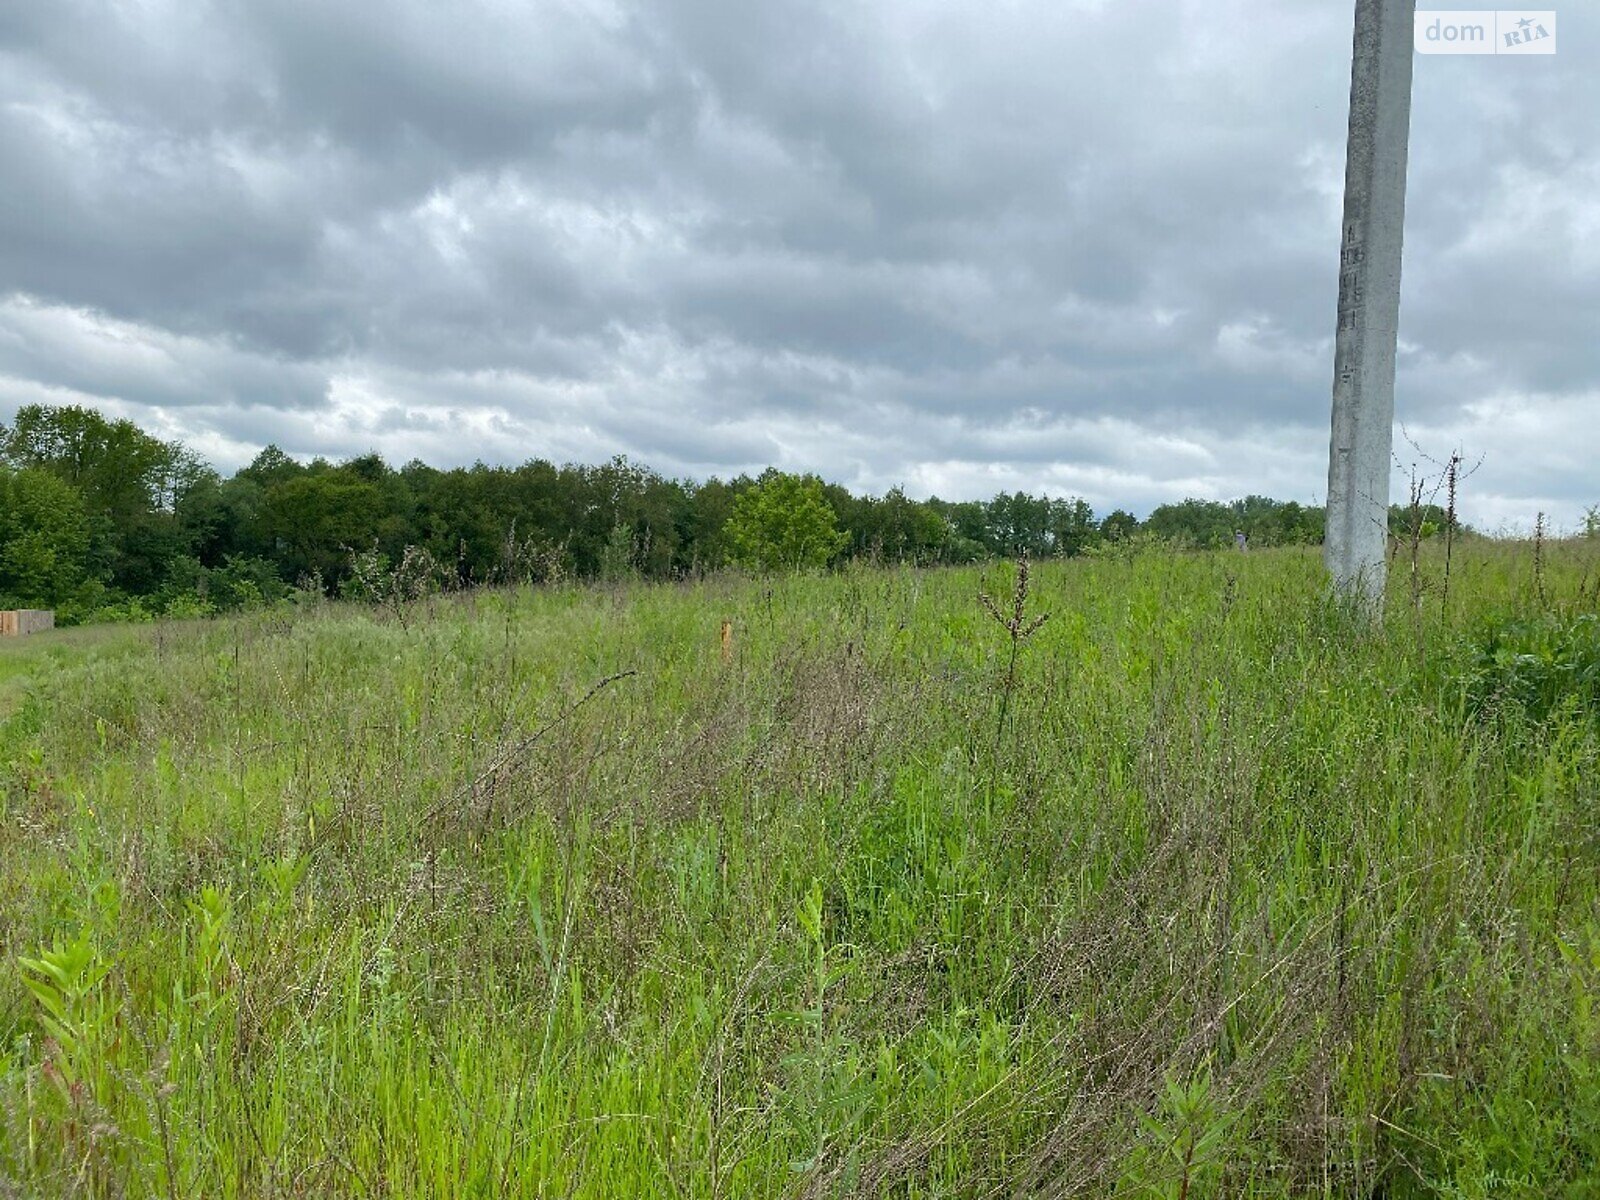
(0, 610, 54, 636)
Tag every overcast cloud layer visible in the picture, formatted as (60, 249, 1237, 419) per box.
(1, 0, 1594, 529)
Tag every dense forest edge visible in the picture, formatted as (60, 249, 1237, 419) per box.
(0, 402, 1560, 624)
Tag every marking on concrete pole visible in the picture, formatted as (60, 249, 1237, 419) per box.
(1326, 0, 1416, 612)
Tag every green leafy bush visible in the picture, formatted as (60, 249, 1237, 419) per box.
(1460, 613, 1600, 726)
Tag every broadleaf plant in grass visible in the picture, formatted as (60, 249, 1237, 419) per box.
(1461, 611, 1600, 726)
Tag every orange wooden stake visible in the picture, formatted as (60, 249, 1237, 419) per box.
(720, 619, 733, 663)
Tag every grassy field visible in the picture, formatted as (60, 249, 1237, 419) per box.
(0, 543, 1596, 1198)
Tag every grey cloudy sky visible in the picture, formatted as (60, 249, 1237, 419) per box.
(0, 1, 1594, 529)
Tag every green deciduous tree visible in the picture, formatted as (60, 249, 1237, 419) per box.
(850, 487, 951, 563)
(0, 404, 211, 594)
(0, 404, 205, 520)
(260, 471, 388, 585)
(0, 467, 93, 605)
(1099, 509, 1141, 542)
(1047, 496, 1098, 557)
(723, 472, 849, 572)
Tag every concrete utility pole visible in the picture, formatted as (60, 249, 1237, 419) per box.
(1325, 0, 1416, 611)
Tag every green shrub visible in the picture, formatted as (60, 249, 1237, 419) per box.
(1460, 613, 1600, 726)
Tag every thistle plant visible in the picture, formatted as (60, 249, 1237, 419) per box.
(979, 553, 1050, 743)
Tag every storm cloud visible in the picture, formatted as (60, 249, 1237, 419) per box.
(1, 0, 1595, 529)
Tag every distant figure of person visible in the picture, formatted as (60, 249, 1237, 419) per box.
(1234, 529, 1248, 552)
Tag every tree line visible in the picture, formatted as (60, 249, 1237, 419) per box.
(0, 403, 1442, 623)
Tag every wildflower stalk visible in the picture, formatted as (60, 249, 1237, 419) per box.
(979, 553, 1050, 746)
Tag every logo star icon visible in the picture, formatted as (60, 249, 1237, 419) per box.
(1517, 16, 1534, 30)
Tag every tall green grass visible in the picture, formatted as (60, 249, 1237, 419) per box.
(0, 542, 1596, 1197)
